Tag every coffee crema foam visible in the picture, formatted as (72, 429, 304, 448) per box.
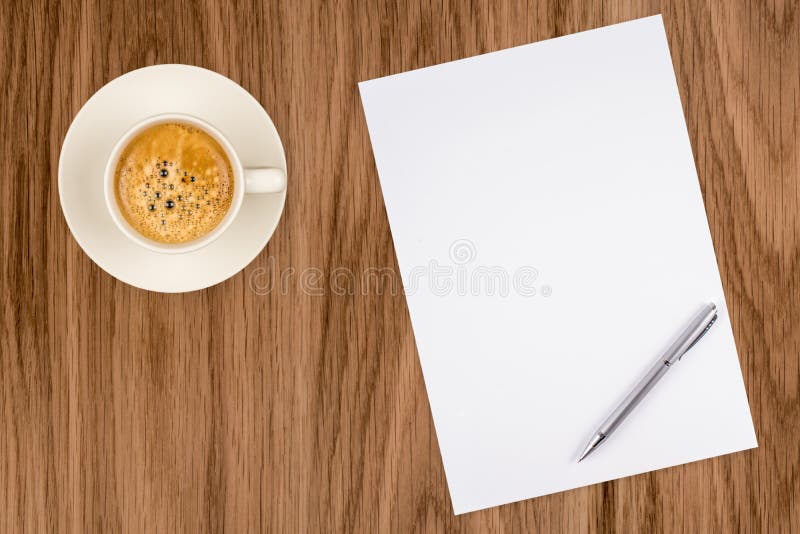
(114, 122, 234, 244)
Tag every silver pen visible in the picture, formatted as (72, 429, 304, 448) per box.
(578, 303, 718, 462)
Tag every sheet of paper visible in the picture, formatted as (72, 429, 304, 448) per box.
(358, 15, 757, 514)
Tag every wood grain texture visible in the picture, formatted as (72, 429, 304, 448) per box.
(1, 0, 798, 532)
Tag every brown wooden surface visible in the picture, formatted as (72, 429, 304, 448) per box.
(1, 0, 798, 532)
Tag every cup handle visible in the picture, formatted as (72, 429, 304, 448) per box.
(244, 167, 286, 193)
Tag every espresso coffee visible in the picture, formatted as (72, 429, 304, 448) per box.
(114, 122, 235, 244)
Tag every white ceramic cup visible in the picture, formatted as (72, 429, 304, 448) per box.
(104, 112, 286, 254)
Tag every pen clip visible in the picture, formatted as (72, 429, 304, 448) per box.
(679, 312, 717, 360)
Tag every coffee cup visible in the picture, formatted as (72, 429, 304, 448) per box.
(103, 112, 286, 254)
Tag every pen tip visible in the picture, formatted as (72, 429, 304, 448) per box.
(578, 433, 606, 463)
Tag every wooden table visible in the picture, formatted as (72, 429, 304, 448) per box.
(1, 1, 798, 532)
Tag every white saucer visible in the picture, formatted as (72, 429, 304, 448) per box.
(59, 65, 286, 292)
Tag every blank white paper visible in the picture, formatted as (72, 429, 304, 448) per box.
(359, 15, 757, 514)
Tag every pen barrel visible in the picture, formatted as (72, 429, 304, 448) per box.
(591, 304, 717, 446)
(598, 360, 671, 435)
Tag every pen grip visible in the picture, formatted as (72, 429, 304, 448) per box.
(598, 360, 671, 436)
